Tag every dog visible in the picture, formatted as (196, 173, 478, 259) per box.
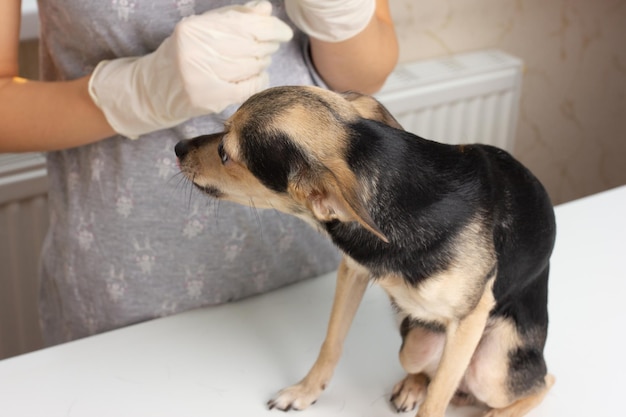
(175, 85, 556, 417)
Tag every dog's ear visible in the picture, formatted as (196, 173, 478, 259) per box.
(291, 166, 389, 243)
(341, 91, 404, 130)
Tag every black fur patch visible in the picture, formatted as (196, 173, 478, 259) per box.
(400, 316, 446, 338)
(195, 184, 223, 198)
(507, 346, 547, 396)
(239, 129, 308, 193)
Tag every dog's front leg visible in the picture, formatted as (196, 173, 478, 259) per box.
(268, 257, 369, 411)
(417, 282, 496, 417)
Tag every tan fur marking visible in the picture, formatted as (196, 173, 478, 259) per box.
(465, 317, 523, 407)
(378, 219, 496, 324)
(484, 374, 555, 417)
(286, 153, 386, 242)
(273, 105, 351, 159)
(341, 91, 404, 129)
(417, 279, 496, 417)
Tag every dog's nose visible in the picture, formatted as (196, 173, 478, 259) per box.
(175, 140, 190, 160)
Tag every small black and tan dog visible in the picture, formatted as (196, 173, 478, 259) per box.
(175, 86, 556, 417)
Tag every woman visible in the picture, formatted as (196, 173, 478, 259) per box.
(0, 0, 398, 345)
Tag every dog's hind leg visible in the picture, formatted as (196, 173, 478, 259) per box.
(267, 257, 369, 411)
(466, 304, 552, 414)
(390, 324, 445, 413)
(483, 374, 554, 417)
(468, 268, 552, 417)
(416, 282, 496, 417)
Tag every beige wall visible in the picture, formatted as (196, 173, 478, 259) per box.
(390, 0, 626, 204)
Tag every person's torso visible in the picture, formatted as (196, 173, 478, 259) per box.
(36, 0, 339, 345)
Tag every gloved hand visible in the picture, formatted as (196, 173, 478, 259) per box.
(88, 1, 293, 139)
(285, 0, 376, 43)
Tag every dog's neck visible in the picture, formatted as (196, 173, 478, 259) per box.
(320, 120, 484, 283)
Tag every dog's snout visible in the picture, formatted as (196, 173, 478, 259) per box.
(175, 140, 191, 160)
(175, 133, 224, 162)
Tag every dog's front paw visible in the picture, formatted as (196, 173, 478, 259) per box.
(390, 373, 429, 413)
(267, 382, 324, 412)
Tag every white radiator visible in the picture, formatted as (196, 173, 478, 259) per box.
(375, 49, 523, 152)
(0, 49, 523, 359)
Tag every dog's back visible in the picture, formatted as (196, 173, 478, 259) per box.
(327, 118, 556, 293)
(472, 143, 555, 318)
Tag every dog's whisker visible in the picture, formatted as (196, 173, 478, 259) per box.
(166, 170, 186, 185)
(163, 169, 199, 212)
(185, 173, 199, 211)
(207, 194, 219, 219)
(213, 199, 221, 226)
(265, 199, 281, 217)
(248, 198, 264, 239)
(266, 200, 291, 229)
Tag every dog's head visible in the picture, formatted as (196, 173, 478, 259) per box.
(175, 86, 403, 243)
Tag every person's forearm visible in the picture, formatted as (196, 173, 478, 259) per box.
(310, 3, 398, 94)
(0, 75, 115, 152)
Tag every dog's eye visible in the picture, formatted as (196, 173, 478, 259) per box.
(217, 142, 229, 164)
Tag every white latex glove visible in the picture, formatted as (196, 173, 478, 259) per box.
(285, 0, 376, 43)
(88, 1, 293, 139)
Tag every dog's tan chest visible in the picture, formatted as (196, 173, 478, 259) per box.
(376, 219, 497, 324)
(377, 269, 481, 325)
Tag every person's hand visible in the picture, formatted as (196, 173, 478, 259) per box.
(285, 0, 376, 43)
(88, 1, 293, 139)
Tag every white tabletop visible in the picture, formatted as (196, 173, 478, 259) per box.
(1, 186, 625, 417)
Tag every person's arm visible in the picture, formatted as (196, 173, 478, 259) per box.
(0, 0, 114, 152)
(310, 0, 398, 94)
(0, 1, 292, 153)
(286, 0, 398, 94)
